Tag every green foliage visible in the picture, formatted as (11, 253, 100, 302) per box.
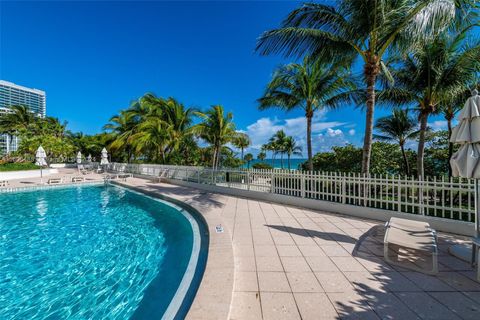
(0, 162, 39, 171)
(252, 162, 273, 170)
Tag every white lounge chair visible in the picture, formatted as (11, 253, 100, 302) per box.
(71, 176, 85, 182)
(47, 178, 63, 184)
(0, 180, 8, 187)
(384, 217, 438, 274)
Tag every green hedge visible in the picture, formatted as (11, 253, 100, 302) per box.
(0, 163, 41, 172)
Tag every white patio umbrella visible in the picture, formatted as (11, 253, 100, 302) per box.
(76, 151, 82, 164)
(100, 148, 109, 165)
(448, 89, 480, 263)
(35, 145, 47, 184)
(87, 154, 92, 163)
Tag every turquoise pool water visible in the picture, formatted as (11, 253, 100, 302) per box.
(0, 184, 204, 319)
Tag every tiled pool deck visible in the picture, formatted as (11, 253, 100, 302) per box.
(120, 178, 480, 320)
(3, 172, 479, 319)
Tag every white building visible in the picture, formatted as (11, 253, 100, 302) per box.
(0, 80, 46, 154)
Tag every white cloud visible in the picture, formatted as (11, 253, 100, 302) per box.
(348, 129, 356, 136)
(428, 120, 448, 131)
(240, 112, 354, 156)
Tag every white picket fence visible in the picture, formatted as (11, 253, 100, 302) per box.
(109, 163, 477, 223)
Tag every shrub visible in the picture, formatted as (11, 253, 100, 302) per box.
(252, 162, 273, 170)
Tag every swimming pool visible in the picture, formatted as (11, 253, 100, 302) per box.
(0, 184, 207, 319)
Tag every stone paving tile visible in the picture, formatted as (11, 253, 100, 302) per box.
(280, 256, 311, 272)
(331, 257, 367, 272)
(343, 271, 385, 293)
(234, 271, 259, 292)
(260, 292, 301, 320)
(229, 292, 263, 320)
(305, 256, 339, 272)
(293, 292, 338, 319)
(297, 245, 326, 257)
(395, 292, 461, 320)
(321, 244, 352, 257)
(258, 272, 290, 292)
(276, 245, 302, 257)
(254, 245, 278, 257)
(256, 256, 284, 272)
(429, 291, 480, 320)
(315, 271, 354, 293)
(462, 291, 480, 303)
(235, 255, 257, 272)
(436, 271, 480, 291)
(363, 291, 421, 319)
(327, 291, 381, 319)
(371, 271, 421, 292)
(401, 271, 456, 291)
(286, 272, 324, 293)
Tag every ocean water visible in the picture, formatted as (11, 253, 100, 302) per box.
(242, 158, 307, 170)
(0, 184, 196, 319)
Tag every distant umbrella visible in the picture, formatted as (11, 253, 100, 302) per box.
(87, 154, 92, 162)
(35, 146, 47, 167)
(100, 148, 109, 165)
(76, 151, 82, 164)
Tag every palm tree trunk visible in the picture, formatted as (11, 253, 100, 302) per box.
(417, 113, 429, 179)
(306, 111, 313, 171)
(241, 148, 244, 162)
(400, 143, 410, 176)
(280, 153, 284, 169)
(212, 147, 217, 169)
(447, 117, 454, 177)
(288, 154, 291, 170)
(361, 59, 379, 176)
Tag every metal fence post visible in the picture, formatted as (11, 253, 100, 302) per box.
(301, 172, 305, 198)
(271, 171, 275, 194)
(342, 173, 346, 204)
(247, 171, 250, 191)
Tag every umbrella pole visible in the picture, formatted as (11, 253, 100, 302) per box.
(476, 179, 480, 238)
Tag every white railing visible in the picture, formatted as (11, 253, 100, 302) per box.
(109, 163, 476, 223)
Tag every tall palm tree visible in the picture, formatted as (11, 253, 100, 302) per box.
(233, 133, 251, 161)
(0, 105, 35, 134)
(272, 130, 288, 169)
(244, 153, 254, 168)
(103, 110, 137, 162)
(193, 105, 238, 170)
(379, 30, 480, 178)
(258, 57, 353, 171)
(257, 151, 266, 162)
(374, 109, 418, 176)
(283, 136, 303, 170)
(130, 117, 170, 163)
(256, 0, 464, 175)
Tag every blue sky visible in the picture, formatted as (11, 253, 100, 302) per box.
(0, 1, 452, 156)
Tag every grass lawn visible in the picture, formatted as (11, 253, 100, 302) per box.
(0, 163, 41, 172)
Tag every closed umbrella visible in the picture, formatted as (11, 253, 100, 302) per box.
(449, 89, 480, 263)
(35, 145, 47, 184)
(87, 154, 92, 163)
(76, 151, 82, 164)
(100, 148, 109, 165)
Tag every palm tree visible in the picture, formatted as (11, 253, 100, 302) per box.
(258, 57, 353, 171)
(379, 30, 480, 178)
(374, 109, 418, 176)
(0, 105, 35, 134)
(256, 0, 464, 175)
(272, 130, 288, 169)
(283, 136, 303, 170)
(244, 153, 254, 168)
(233, 133, 251, 161)
(193, 105, 238, 170)
(257, 151, 266, 162)
(103, 110, 137, 162)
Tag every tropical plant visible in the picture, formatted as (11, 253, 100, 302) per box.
(283, 136, 303, 169)
(193, 105, 238, 169)
(256, 0, 464, 175)
(244, 153, 254, 168)
(103, 110, 137, 162)
(233, 133, 251, 161)
(379, 29, 480, 178)
(258, 57, 352, 171)
(374, 109, 419, 175)
(271, 130, 288, 168)
(257, 151, 267, 162)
